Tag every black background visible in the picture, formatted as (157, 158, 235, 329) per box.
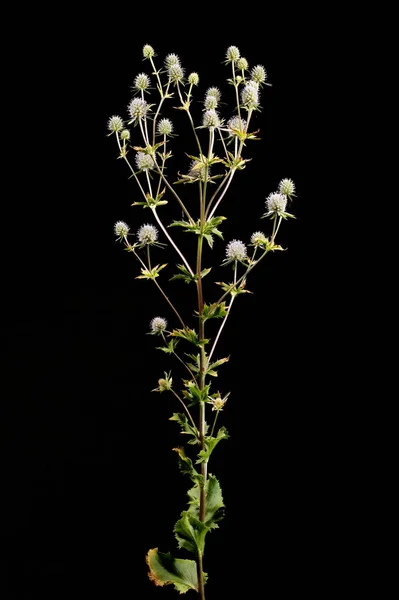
(2, 13, 341, 599)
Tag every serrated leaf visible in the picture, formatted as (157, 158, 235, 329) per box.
(173, 447, 204, 485)
(198, 302, 228, 321)
(182, 382, 211, 406)
(156, 338, 179, 354)
(196, 427, 229, 464)
(187, 475, 225, 529)
(136, 263, 168, 280)
(170, 264, 197, 284)
(174, 511, 208, 554)
(200, 267, 212, 279)
(170, 413, 200, 443)
(203, 233, 214, 248)
(170, 328, 209, 347)
(146, 549, 200, 593)
(206, 356, 230, 376)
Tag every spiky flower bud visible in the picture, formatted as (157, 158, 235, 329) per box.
(237, 57, 248, 70)
(154, 372, 173, 392)
(120, 129, 130, 141)
(227, 116, 247, 135)
(250, 231, 268, 246)
(206, 87, 221, 102)
(251, 65, 267, 85)
(210, 391, 230, 411)
(226, 45, 240, 62)
(164, 53, 180, 69)
(279, 178, 296, 197)
(168, 63, 184, 83)
(114, 221, 129, 240)
(143, 44, 155, 59)
(128, 98, 149, 122)
(241, 81, 259, 109)
(135, 152, 154, 171)
(150, 316, 167, 335)
(189, 160, 210, 182)
(226, 240, 247, 261)
(188, 72, 199, 86)
(137, 224, 158, 245)
(204, 95, 218, 110)
(157, 118, 173, 136)
(107, 115, 124, 133)
(134, 73, 151, 91)
(202, 109, 220, 129)
(266, 193, 287, 214)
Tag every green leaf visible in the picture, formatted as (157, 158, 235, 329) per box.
(170, 328, 209, 347)
(206, 356, 230, 377)
(196, 427, 229, 464)
(182, 382, 211, 406)
(146, 548, 200, 593)
(173, 447, 204, 486)
(174, 511, 208, 554)
(136, 263, 168, 280)
(187, 475, 225, 529)
(170, 413, 200, 444)
(156, 338, 179, 354)
(203, 233, 214, 248)
(200, 267, 212, 279)
(199, 301, 228, 321)
(170, 264, 197, 284)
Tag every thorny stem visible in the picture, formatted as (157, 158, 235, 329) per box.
(151, 207, 194, 277)
(170, 388, 197, 429)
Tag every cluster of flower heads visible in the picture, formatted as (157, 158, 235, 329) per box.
(113, 222, 160, 246)
(164, 53, 184, 84)
(265, 179, 296, 216)
(135, 151, 154, 171)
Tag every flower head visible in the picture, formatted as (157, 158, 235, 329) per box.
(107, 115, 124, 133)
(266, 192, 287, 214)
(143, 44, 155, 59)
(164, 53, 180, 69)
(134, 72, 151, 91)
(250, 231, 268, 246)
(227, 115, 247, 135)
(226, 239, 247, 262)
(206, 87, 221, 102)
(114, 221, 129, 240)
(137, 224, 158, 245)
(226, 45, 240, 62)
(153, 371, 173, 392)
(128, 98, 149, 122)
(150, 316, 167, 335)
(202, 109, 220, 129)
(204, 95, 218, 110)
(210, 391, 230, 411)
(135, 152, 154, 171)
(188, 72, 199, 86)
(279, 178, 296, 198)
(120, 129, 130, 141)
(251, 65, 267, 85)
(237, 57, 248, 71)
(157, 118, 173, 136)
(189, 160, 210, 182)
(241, 80, 259, 109)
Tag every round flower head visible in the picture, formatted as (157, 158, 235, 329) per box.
(204, 94, 218, 110)
(226, 239, 247, 261)
(188, 72, 199, 86)
(134, 73, 150, 91)
(168, 63, 184, 83)
(128, 98, 149, 122)
(251, 65, 267, 85)
(266, 192, 287, 214)
(143, 44, 155, 59)
(164, 53, 180, 69)
(203, 109, 220, 129)
(250, 231, 267, 246)
(114, 220, 129, 240)
(228, 115, 247, 135)
(279, 178, 296, 197)
(241, 81, 259, 109)
(107, 115, 124, 133)
(226, 45, 240, 62)
(206, 87, 221, 102)
(120, 129, 130, 141)
(150, 316, 167, 335)
(157, 118, 173, 136)
(237, 57, 248, 71)
(189, 160, 210, 182)
(135, 152, 154, 171)
(137, 224, 158, 245)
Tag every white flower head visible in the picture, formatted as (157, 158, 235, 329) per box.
(279, 178, 296, 197)
(204, 95, 218, 110)
(120, 129, 130, 141)
(188, 72, 199, 86)
(164, 53, 181, 69)
(227, 116, 247, 135)
(107, 115, 124, 133)
(150, 316, 167, 335)
(206, 87, 221, 102)
(114, 221, 129, 240)
(134, 73, 150, 91)
(143, 44, 155, 59)
(203, 109, 220, 129)
(226, 239, 247, 261)
(168, 63, 185, 83)
(237, 57, 248, 71)
(250, 231, 268, 246)
(266, 193, 287, 214)
(135, 152, 154, 171)
(241, 80, 259, 109)
(137, 224, 158, 245)
(226, 45, 240, 62)
(157, 118, 173, 136)
(251, 65, 267, 85)
(128, 98, 149, 122)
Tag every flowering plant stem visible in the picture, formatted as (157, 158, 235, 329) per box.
(108, 44, 298, 598)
